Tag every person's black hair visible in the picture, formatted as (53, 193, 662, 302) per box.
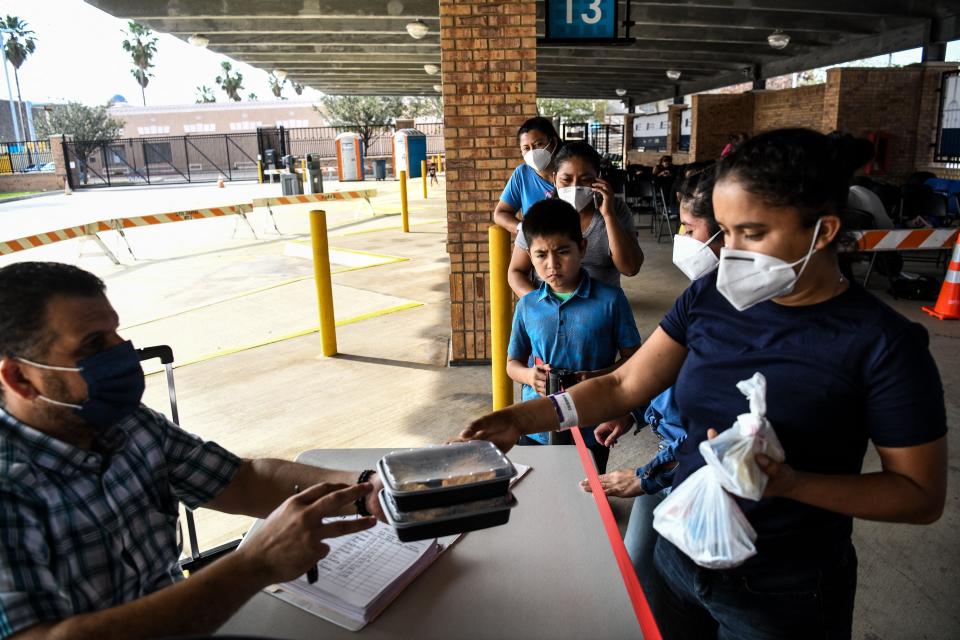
(517, 116, 560, 146)
(680, 165, 720, 236)
(0, 262, 106, 406)
(522, 199, 583, 247)
(553, 141, 601, 174)
(659, 155, 673, 164)
(716, 128, 874, 247)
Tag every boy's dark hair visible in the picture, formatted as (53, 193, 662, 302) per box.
(716, 128, 873, 247)
(680, 165, 720, 236)
(0, 262, 105, 363)
(522, 199, 583, 247)
(517, 116, 560, 146)
(553, 141, 601, 174)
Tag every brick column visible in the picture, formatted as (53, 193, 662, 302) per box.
(440, 0, 537, 364)
(622, 114, 635, 162)
(666, 104, 685, 154)
(48, 134, 72, 190)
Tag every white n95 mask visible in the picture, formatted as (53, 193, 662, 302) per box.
(557, 186, 594, 212)
(716, 219, 822, 311)
(523, 148, 553, 172)
(673, 230, 722, 281)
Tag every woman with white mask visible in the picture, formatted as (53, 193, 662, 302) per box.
(580, 166, 720, 621)
(508, 141, 643, 296)
(493, 117, 562, 234)
(461, 129, 947, 640)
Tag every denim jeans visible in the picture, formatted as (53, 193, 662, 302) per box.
(652, 537, 857, 640)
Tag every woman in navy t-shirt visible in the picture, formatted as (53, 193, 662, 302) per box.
(492, 116, 561, 234)
(461, 129, 947, 640)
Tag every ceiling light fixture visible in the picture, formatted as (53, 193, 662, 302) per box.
(615, 88, 627, 97)
(406, 20, 429, 39)
(424, 63, 440, 75)
(767, 30, 790, 50)
(187, 34, 209, 47)
(666, 69, 682, 81)
(273, 69, 288, 82)
(433, 84, 442, 92)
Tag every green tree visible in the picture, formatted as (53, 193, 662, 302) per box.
(317, 95, 406, 152)
(216, 61, 244, 101)
(35, 102, 123, 185)
(537, 98, 606, 122)
(121, 21, 158, 107)
(269, 73, 286, 99)
(2, 16, 37, 140)
(405, 95, 443, 120)
(195, 85, 216, 103)
(247, 92, 258, 101)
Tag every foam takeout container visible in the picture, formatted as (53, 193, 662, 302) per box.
(379, 489, 517, 542)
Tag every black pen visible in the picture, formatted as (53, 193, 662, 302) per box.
(295, 484, 319, 584)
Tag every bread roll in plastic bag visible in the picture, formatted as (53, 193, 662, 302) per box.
(699, 372, 785, 501)
(653, 466, 757, 569)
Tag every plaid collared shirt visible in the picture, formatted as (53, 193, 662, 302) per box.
(0, 405, 242, 638)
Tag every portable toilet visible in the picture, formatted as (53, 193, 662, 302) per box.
(335, 132, 364, 181)
(393, 128, 427, 179)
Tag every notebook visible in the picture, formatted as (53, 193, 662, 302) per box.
(246, 462, 531, 631)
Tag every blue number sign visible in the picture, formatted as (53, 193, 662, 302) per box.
(546, 0, 617, 40)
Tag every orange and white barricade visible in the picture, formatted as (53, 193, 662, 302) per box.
(251, 189, 379, 233)
(849, 229, 959, 287)
(0, 203, 255, 264)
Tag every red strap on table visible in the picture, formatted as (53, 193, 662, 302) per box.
(571, 427, 662, 640)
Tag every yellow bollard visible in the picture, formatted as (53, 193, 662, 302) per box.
(257, 160, 264, 184)
(421, 159, 428, 199)
(489, 225, 513, 410)
(400, 170, 410, 233)
(437, 154, 443, 174)
(301, 158, 307, 188)
(309, 210, 338, 357)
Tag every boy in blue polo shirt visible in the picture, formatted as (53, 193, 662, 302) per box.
(507, 199, 641, 473)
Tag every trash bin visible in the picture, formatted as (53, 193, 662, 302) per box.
(263, 148, 279, 183)
(281, 172, 303, 196)
(373, 159, 387, 181)
(304, 153, 323, 194)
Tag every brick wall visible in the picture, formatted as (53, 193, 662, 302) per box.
(689, 93, 753, 161)
(440, 0, 537, 363)
(753, 84, 827, 134)
(626, 150, 691, 167)
(0, 172, 62, 193)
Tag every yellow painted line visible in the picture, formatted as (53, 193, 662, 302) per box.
(338, 218, 446, 236)
(122, 247, 410, 331)
(144, 301, 425, 373)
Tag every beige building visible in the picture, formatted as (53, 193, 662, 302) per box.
(108, 99, 327, 138)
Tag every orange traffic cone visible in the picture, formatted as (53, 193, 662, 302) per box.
(217, 174, 225, 188)
(922, 233, 960, 320)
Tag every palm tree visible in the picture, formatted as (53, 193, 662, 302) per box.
(292, 82, 304, 96)
(2, 16, 37, 141)
(122, 21, 158, 106)
(195, 85, 216, 103)
(269, 73, 286, 99)
(215, 61, 244, 101)
(247, 92, 258, 101)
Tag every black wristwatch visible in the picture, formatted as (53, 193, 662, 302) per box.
(355, 469, 376, 516)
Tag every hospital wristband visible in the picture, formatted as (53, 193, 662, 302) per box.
(548, 392, 580, 430)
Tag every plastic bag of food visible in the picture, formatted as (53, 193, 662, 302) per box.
(652, 466, 757, 569)
(698, 372, 785, 501)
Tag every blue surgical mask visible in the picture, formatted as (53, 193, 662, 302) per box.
(18, 340, 145, 428)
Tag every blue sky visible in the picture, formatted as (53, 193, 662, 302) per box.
(2, 0, 959, 108)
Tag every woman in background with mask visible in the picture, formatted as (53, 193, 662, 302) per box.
(493, 117, 562, 234)
(508, 141, 643, 296)
(579, 166, 720, 620)
(461, 129, 947, 640)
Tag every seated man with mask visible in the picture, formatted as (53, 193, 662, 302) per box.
(0, 261, 382, 640)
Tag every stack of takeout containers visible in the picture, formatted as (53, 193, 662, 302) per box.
(377, 440, 518, 542)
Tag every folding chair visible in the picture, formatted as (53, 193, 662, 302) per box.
(654, 186, 678, 243)
(137, 345, 242, 574)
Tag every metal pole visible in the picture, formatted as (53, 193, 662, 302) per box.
(0, 31, 22, 144)
(309, 209, 337, 357)
(421, 159, 428, 198)
(489, 225, 513, 410)
(400, 169, 409, 233)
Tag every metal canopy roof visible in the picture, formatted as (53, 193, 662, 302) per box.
(86, 1, 960, 100)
